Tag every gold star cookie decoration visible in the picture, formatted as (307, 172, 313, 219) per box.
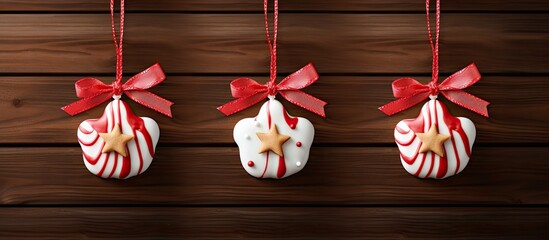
(256, 123, 291, 157)
(416, 124, 451, 157)
(99, 124, 134, 157)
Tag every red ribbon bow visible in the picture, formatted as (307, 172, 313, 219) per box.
(218, 63, 327, 117)
(379, 63, 489, 117)
(62, 63, 174, 117)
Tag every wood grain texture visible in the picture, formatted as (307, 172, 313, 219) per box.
(1, 76, 547, 144)
(0, 2, 548, 238)
(1, 147, 547, 205)
(1, 207, 548, 239)
(1, 0, 548, 12)
(0, 14, 548, 74)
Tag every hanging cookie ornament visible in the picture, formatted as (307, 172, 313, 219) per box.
(62, 0, 173, 179)
(379, 0, 490, 179)
(218, 0, 327, 179)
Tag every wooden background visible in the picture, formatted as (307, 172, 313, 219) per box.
(0, 1, 548, 239)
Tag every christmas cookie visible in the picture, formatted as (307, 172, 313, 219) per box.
(78, 98, 160, 179)
(394, 99, 476, 179)
(234, 98, 314, 179)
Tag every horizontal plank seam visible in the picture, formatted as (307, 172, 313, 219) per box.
(0, 72, 548, 77)
(0, 10, 549, 14)
(0, 143, 547, 148)
(1, 204, 549, 208)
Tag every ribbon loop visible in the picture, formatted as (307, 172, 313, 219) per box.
(218, 63, 327, 117)
(277, 63, 320, 90)
(62, 63, 173, 118)
(219, 0, 326, 118)
(63, 0, 173, 118)
(230, 78, 265, 98)
(74, 78, 112, 98)
(391, 78, 429, 98)
(438, 63, 481, 91)
(380, 0, 488, 118)
(379, 63, 489, 117)
(122, 63, 166, 90)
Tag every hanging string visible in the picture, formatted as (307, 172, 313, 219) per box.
(264, 0, 279, 90)
(111, 0, 125, 93)
(62, 0, 174, 117)
(426, 0, 441, 93)
(378, 0, 489, 117)
(217, 0, 327, 117)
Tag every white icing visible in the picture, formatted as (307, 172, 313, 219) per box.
(78, 99, 160, 179)
(394, 99, 476, 179)
(234, 99, 314, 179)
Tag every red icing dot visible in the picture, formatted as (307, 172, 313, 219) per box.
(296, 142, 302, 147)
(247, 161, 255, 167)
(289, 123, 296, 129)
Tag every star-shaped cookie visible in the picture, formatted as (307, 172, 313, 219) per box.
(416, 124, 450, 157)
(99, 124, 134, 157)
(256, 123, 291, 157)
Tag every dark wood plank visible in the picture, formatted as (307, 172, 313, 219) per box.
(1, 76, 547, 144)
(0, 14, 548, 74)
(0, 3, 546, 240)
(1, 0, 548, 12)
(0, 147, 547, 205)
(1, 207, 548, 239)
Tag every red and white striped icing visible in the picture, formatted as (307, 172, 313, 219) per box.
(394, 99, 476, 179)
(77, 99, 160, 179)
(234, 98, 314, 179)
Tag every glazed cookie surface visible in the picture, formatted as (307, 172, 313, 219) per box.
(234, 98, 314, 179)
(78, 99, 160, 179)
(395, 99, 476, 179)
